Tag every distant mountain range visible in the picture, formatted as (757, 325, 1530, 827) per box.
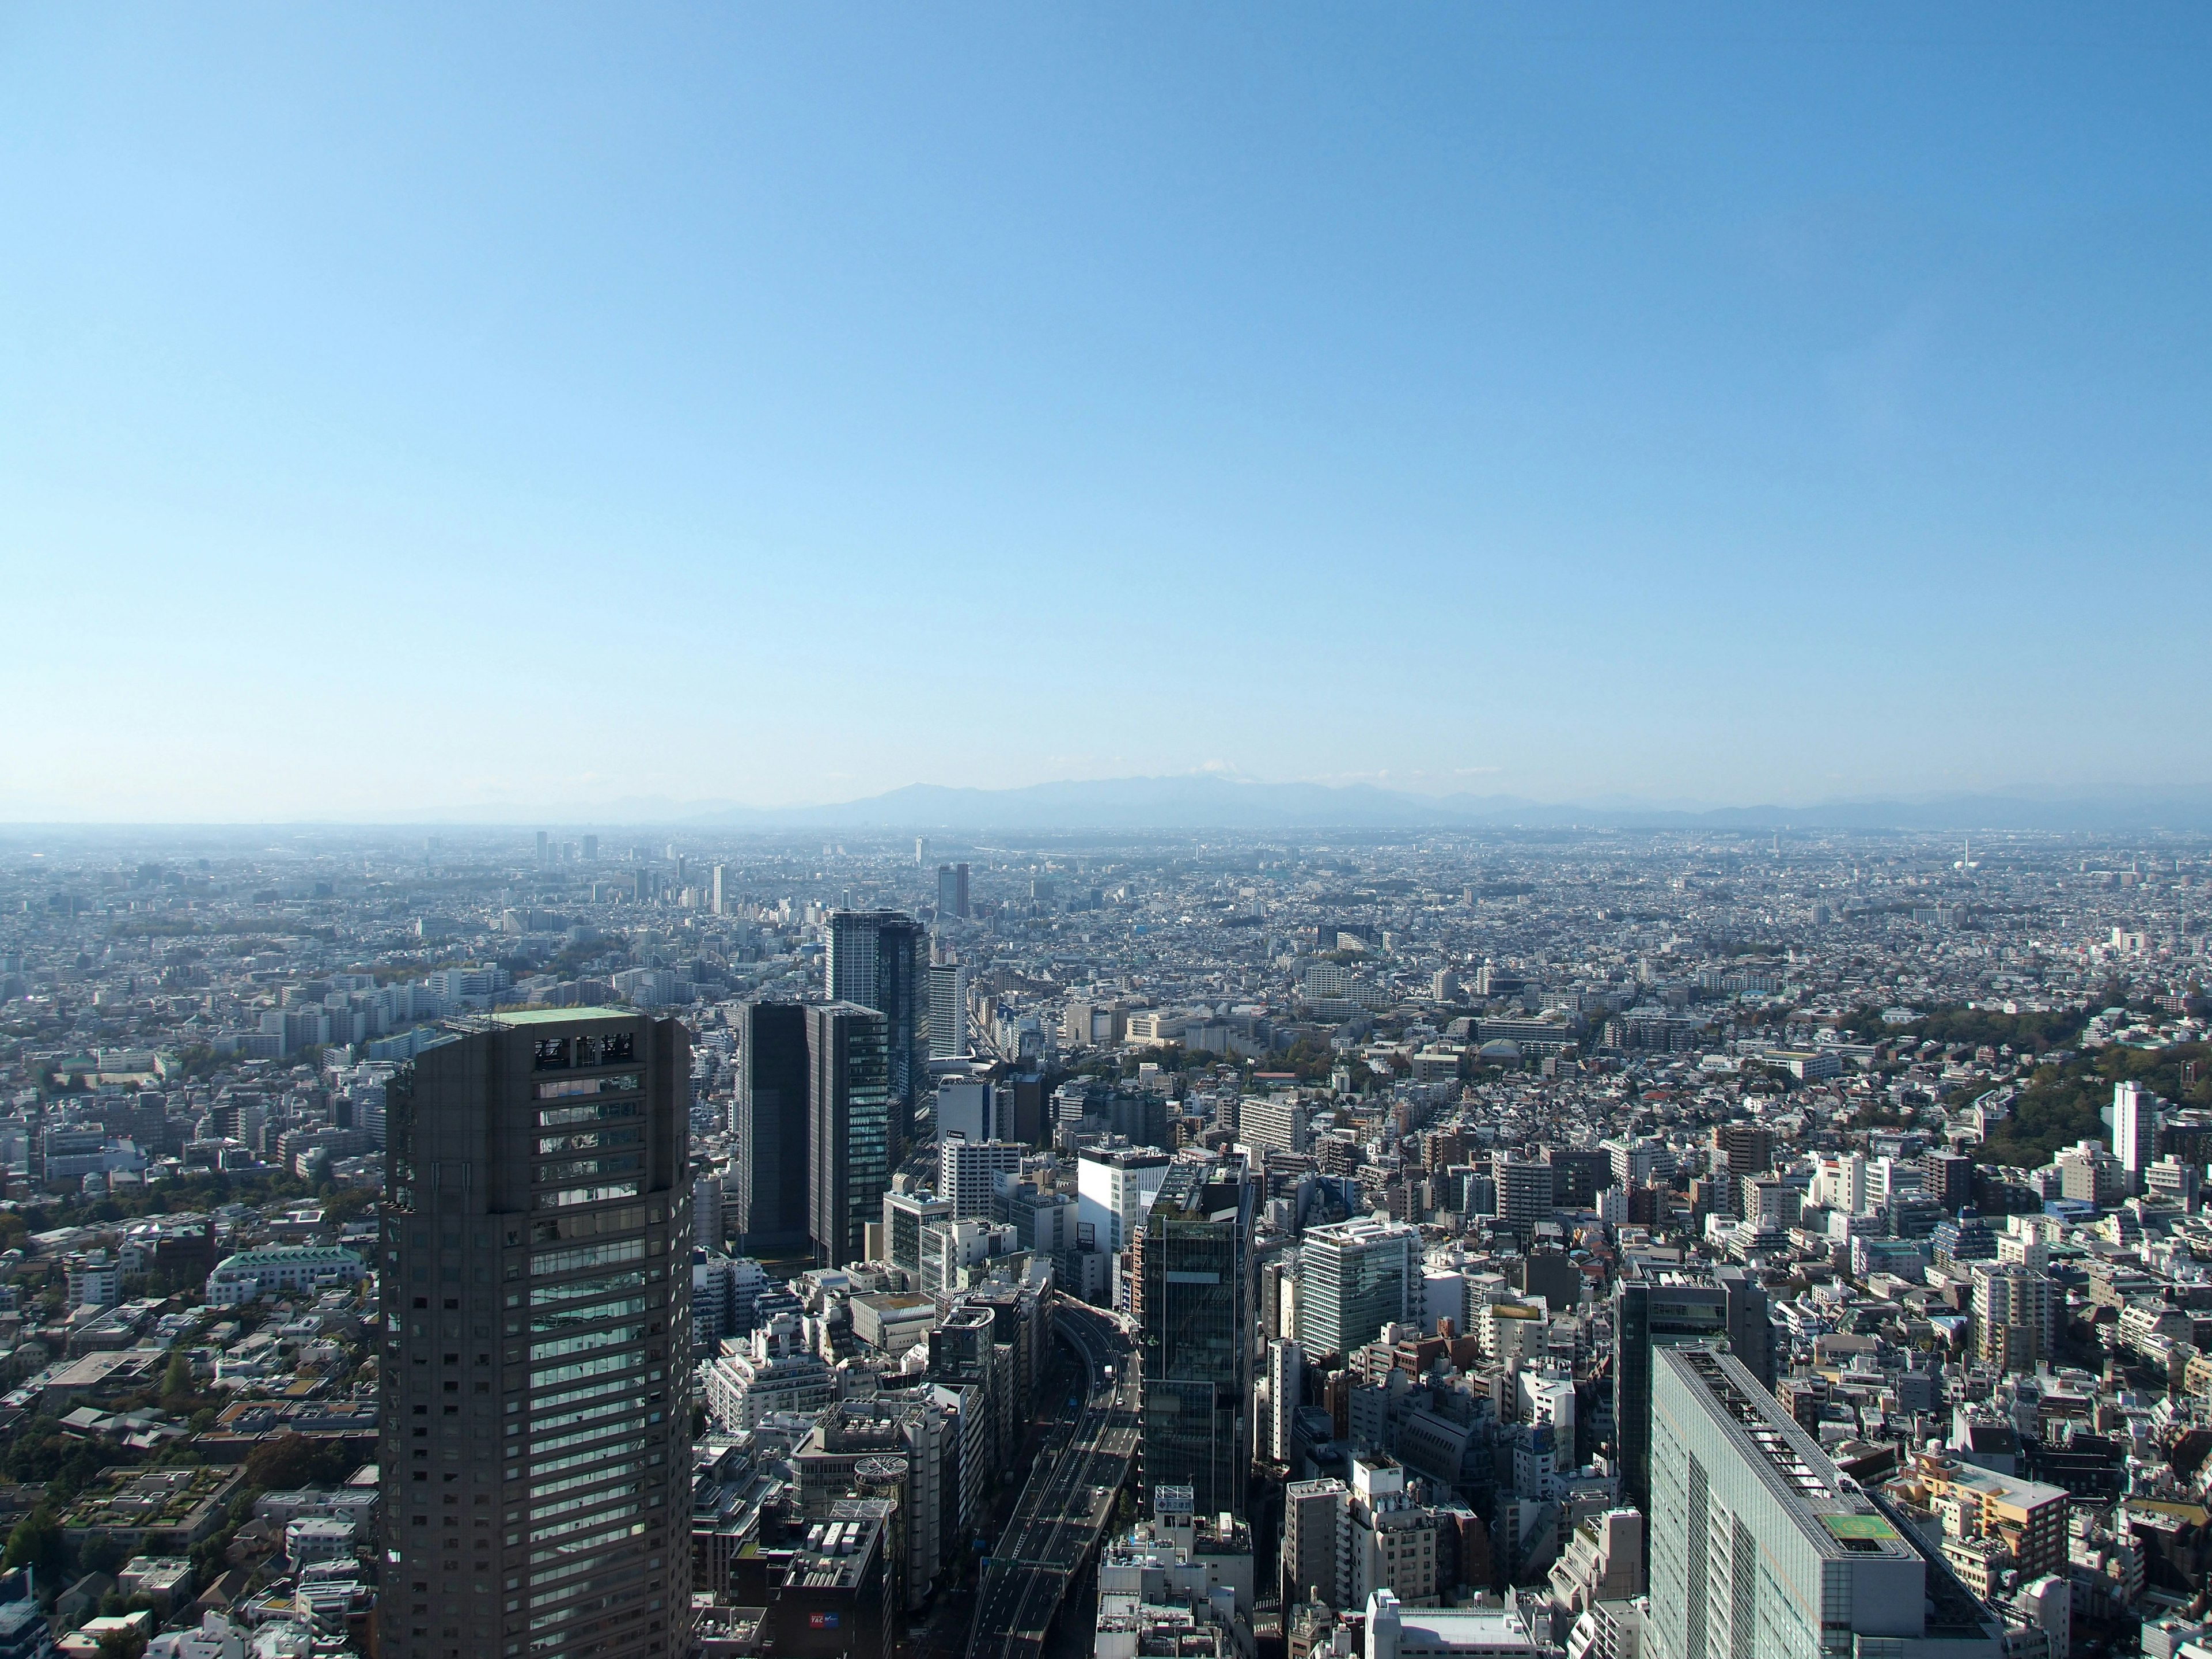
(645, 775, 2212, 834)
(40, 775, 2203, 833)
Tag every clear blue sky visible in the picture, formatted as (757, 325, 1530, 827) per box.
(4, 5, 2207, 820)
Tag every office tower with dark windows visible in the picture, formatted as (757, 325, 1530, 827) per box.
(1613, 1268, 1771, 1517)
(733, 1002, 810, 1257)
(953, 862, 970, 918)
(926, 960, 968, 1059)
(380, 1008, 693, 1659)
(1131, 1160, 1255, 1515)
(824, 910, 927, 1152)
(806, 1002, 891, 1268)
(936, 864, 959, 919)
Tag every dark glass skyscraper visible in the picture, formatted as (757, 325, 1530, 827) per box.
(825, 910, 927, 1153)
(1131, 1159, 1255, 1515)
(733, 1002, 810, 1257)
(1613, 1267, 1771, 1516)
(380, 1008, 693, 1659)
(806, 1001, 891, 1268)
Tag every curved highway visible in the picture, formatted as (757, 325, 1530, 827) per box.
(966, 1294, 1140, 1659)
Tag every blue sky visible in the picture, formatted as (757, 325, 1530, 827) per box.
(4, 5, 2207, 819)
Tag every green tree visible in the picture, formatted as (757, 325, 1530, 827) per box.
(242, 1432, 350, 1494)
(1, 1510, 61, 1577)
(95, 1628, 146, 1659)
(160, 1351, 195, 1410)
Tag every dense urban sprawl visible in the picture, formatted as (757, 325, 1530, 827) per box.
(0, 824, 2205, 1659)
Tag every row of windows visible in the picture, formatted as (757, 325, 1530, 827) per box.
(531, 1204, 650, 1247)
(531, 1410, 639, 1458)
(530, 1348, 649, 1391)
(526, 1556, 645, 1607)
(529, 1369, 645, 1419)
(535, 1073, 640, 1103)
(529, 1497, 643, 1547)
(532, 1033, 635, 1071)
(532, 1294, 648, 1335)
(533, 1456, 647, 1501)
(531, 1268, 646, 1306)
(535, 1179, 643, 1211)
(529, 1322, 644, 1365)
(534, 1437, 644, 1478)
(528, 1582, 646, 1635)
(527, 1517, 646, 1570)
(530, 1237, 647, 1278)
(537, 1127, 641, 1156)
(533, 1154, 643, 1187)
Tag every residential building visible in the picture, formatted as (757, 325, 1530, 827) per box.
(2113, 1080, 2161, 1192)
(1241, 1094, 1310, 1157)
(927, 961, 968, 1060)
(1971, 1263, 2058, 1373)
(205, 1247, 366, 1306)
(1282, 1478, 1351, 1610)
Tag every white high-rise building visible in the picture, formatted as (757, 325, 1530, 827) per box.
(937, 1079, 996, 1144)
(928, 960, 969, 1059)
(1295, 1217, 1416, 1358)
(2112, 1080, 2161, 1190)
(1075, 1147, 1172, 1255)
(1649, 1347, 2002, 1659)
(1240, 1093, 1310, 1157)
(938, 1136, 1026, 1221)
(1265, 1337, 1304, 1462)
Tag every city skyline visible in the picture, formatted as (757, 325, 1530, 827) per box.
(6, 6, 2210, 820)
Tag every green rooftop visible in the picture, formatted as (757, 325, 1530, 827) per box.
(1820, 1513, 1900, 1542)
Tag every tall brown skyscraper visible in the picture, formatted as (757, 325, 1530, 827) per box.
(380, 1008, 693, 1659)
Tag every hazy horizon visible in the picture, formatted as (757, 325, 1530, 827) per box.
(6, 5, 2209, 820)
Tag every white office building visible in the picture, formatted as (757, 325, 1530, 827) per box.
(1649, 1346, 2002, 1659)
(1294, 1216, 1416, 1358)
(1076, 1147, 1173, 1255)
(939, 1136, 1027, 1221)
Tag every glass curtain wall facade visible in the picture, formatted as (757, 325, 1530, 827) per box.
(1648, 1346, 1999, 1659)
(825, 910, 927, 1153)
(1132, 1160, 1255, 1514)
(806, 1002, 891, 1268)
